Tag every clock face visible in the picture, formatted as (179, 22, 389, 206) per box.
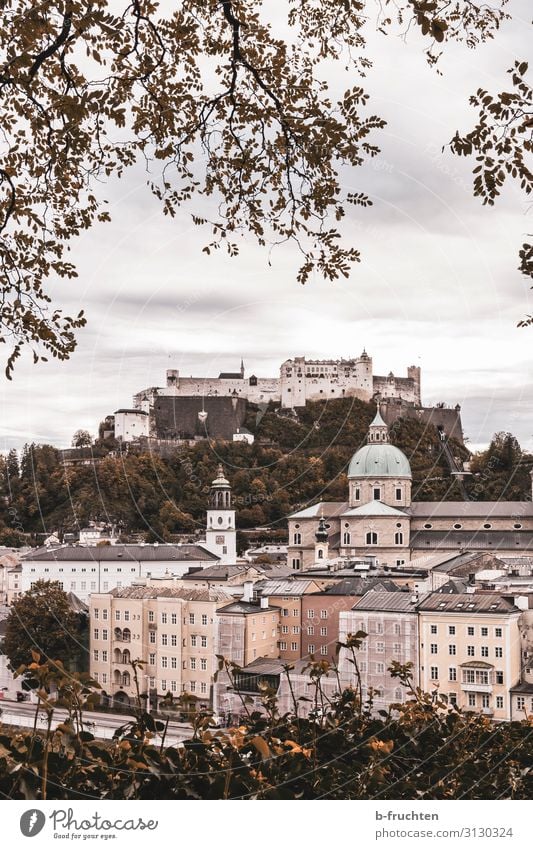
(216, 535, 225, 545)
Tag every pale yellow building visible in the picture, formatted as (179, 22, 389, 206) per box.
(418, 593, 525, 722)
(89, 586, 232, 710)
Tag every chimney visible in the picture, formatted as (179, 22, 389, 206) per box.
(242, 581, 254, 603)
(260, 596, 269, 609)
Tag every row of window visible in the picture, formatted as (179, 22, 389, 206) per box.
(429, 643, 503, 658)
(352, 487, 404, 502)
(429, 667, 504, 685)
(293, 531, 405, 546)
(279, 641, 299, 651)
(147, 611, 209, 626)
(423, 522, 522, 530)
(430, 625, 503, 637)
(358, 642, 405, 655)
(30, 566, 136, 573)
(306, 645, 329, 656)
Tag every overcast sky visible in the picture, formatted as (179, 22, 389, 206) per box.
(1, 2, 532, 454)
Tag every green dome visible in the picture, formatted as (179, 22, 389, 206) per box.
(348, 444, 411, 479)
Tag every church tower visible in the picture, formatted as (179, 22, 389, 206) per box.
(205, 465, 236, 564)
(314, 515, 329, 563)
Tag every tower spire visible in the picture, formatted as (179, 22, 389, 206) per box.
(367, 408, 389, 444)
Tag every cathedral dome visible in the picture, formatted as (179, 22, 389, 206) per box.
(348, 443, 411, 479)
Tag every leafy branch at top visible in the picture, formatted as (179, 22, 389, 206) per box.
(0, 1, 513, 375)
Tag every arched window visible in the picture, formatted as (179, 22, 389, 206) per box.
(366, 531, 378, 545)
(114, 627, 122, 641)
(122, 671, 130, 687)
(395, 532, 403, 545)
(113, 670, 121, 685)
(122, 628, 131, 643)
(317, 549, 324, 559)
(343, 531, 351, 545)
(293, 532, 302, 545)
(122, 649, 131, 664)
(113, 648, 121, 663)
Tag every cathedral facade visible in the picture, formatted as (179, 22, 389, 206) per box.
(287, 412, 533, 570)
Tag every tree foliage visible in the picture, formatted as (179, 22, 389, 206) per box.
(71, 429, 92, 448)
(0, 0, 513, 374)
(1, 580, 87, 673)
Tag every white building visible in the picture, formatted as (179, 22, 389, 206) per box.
(114, 408, 150, 442)
(19, 543, 220, 604)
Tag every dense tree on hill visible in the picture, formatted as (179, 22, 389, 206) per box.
(1, 404, 531, 542)
(0, 1, 527, 375)
(468, 431, 532, 501)
(2, 580, 88, 674)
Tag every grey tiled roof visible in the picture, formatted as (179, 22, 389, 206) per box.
(319, 578, 401, 596)
(109, 586, 232, 602)
(417, 592, 520, 613)
(21, 544, 219, 562)
(257, 579, 318, 596)
(288, 502, 349, 519)
(352, 591, 420, 612)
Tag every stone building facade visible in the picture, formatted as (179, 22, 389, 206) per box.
(288, 413, 533, 569)
(89, 585, 232, 709)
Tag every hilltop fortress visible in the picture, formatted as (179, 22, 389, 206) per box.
(133, 351, 421, 410)
(106, 352, 461, 446)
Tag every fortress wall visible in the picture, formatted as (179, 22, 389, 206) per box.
(152, 395, 248, 441)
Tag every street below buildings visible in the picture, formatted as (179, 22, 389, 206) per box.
(0, 698, 194, 746)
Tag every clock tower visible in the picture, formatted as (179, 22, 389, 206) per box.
(205, 465, 236, 564)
